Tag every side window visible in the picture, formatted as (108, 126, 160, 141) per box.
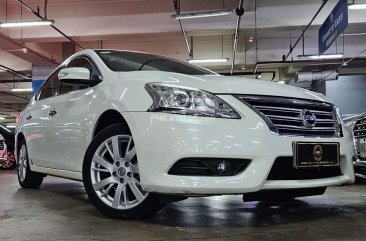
(59, 57, 101, 95)
(38, 68, 62, 100)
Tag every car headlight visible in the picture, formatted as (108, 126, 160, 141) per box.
(145, 83, 240, 119)
(334, 107, 344, 138)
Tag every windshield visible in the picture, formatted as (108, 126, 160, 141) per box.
(95, 50, 215, 75)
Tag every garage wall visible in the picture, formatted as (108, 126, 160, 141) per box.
(326, 75, 366, 114)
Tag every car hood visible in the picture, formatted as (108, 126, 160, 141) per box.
(119, 71, 332, 103)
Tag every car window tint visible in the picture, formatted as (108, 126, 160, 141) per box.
(39, 68, 62, 100)
(95, 50, 215, 75)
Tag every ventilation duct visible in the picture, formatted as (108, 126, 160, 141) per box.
(296, 70, 338, 83)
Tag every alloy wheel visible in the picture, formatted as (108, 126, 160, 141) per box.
(90, 135, 148, 210)
(2, 151, 15, 169)
(18, 144, 28, 182)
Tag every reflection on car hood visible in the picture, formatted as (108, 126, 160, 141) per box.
(120, 71, 331, 103)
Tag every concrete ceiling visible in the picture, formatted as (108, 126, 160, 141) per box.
(1, 0, 366, 123)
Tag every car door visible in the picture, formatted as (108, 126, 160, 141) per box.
(43, 56, 102, 172)
(23, 68, 62, 167)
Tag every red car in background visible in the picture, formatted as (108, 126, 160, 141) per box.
(0, 125, 15, 170)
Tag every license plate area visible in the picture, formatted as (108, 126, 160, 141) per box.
(293, 142, 340, 169)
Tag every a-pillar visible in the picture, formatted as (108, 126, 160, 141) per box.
(32, 67, 54, 96)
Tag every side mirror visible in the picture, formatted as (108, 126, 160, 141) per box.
(58, 67, 100, 86)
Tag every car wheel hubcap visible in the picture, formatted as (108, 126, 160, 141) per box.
(3, 152, 15, 169)
(18, 144, 28, 182)
(90, 135, 148, 210)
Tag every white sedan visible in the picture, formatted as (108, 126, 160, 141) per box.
(16, 49, 355, 219)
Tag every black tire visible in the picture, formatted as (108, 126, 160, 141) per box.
(83, 124, 161, 219)
(355, 176, 366, 184)
(17, 139, 44, 188)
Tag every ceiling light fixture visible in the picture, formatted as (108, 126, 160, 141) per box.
(0, 20, 54, 28)
(1, 48, 28, 53)
(172, 9, 233, 20)
(348, 3, 366, 9)
(297, 54, 344, 60)
(10, 88, 33, 92)
(187, 58, 229, 64)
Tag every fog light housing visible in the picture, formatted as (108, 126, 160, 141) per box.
(217, 160, 230, 174)
(168, 158, 251, 176)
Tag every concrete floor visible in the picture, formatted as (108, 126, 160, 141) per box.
(0, 170, 365, 241)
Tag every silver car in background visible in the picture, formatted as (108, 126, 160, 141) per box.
(353, 113, 366, 179)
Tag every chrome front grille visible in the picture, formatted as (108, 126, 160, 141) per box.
(0, 140, 4, 150)
(354, 116, 366, 138)
(354, 116, 366, 161)
(235, 95, 338, 137)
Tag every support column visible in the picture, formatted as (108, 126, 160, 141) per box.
(62, 42, 76, 60)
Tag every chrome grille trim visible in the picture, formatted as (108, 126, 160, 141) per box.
(354, 116, 366, 138)
(0, 140, 4, 150)
(274, 125, 336, 131)
(235, 95, 338, 137)
(252, 105, 334, 115)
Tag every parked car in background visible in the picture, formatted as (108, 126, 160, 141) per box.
(0, 124, 16, 170)
(353, 113, 366, 179)
(343, 112, 365, 133)
(15, 49, 355, 219)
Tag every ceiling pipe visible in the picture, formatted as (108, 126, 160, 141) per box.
(0, 105, 21, 112)
(256, 57, 366, 67)
(0, 31, 58, 66)
(0, 82, 32, 101)
(0, 64, 32, 101)
(0, 91, 30, 101)
(0, 79, 31, 83)
(282, 0, 328, 61)
(0, 64, 31, 80)
(223, 70, 276, 81)
(179, 21, 192, 58)
(230, 0, 245, 74)
(0, 112, 10, 117)
(173, 0, 192, 58)
(296, 70, 338, 82)
(16, 0, 84, 50)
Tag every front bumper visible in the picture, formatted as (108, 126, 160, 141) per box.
(124, 96, 355, 195)
(354, 159, 366, 179)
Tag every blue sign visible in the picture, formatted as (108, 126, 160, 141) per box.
(32, 80, 44, 96)
(319, 0, 348, 55)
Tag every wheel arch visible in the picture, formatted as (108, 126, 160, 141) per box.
(15, 132, 25, 164)
(92, 109, 131, 138)
(16, 132, 25, 151)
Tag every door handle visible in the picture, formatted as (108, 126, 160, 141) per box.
(26, 114, 32, 120)
(49, 109, 57, 117)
